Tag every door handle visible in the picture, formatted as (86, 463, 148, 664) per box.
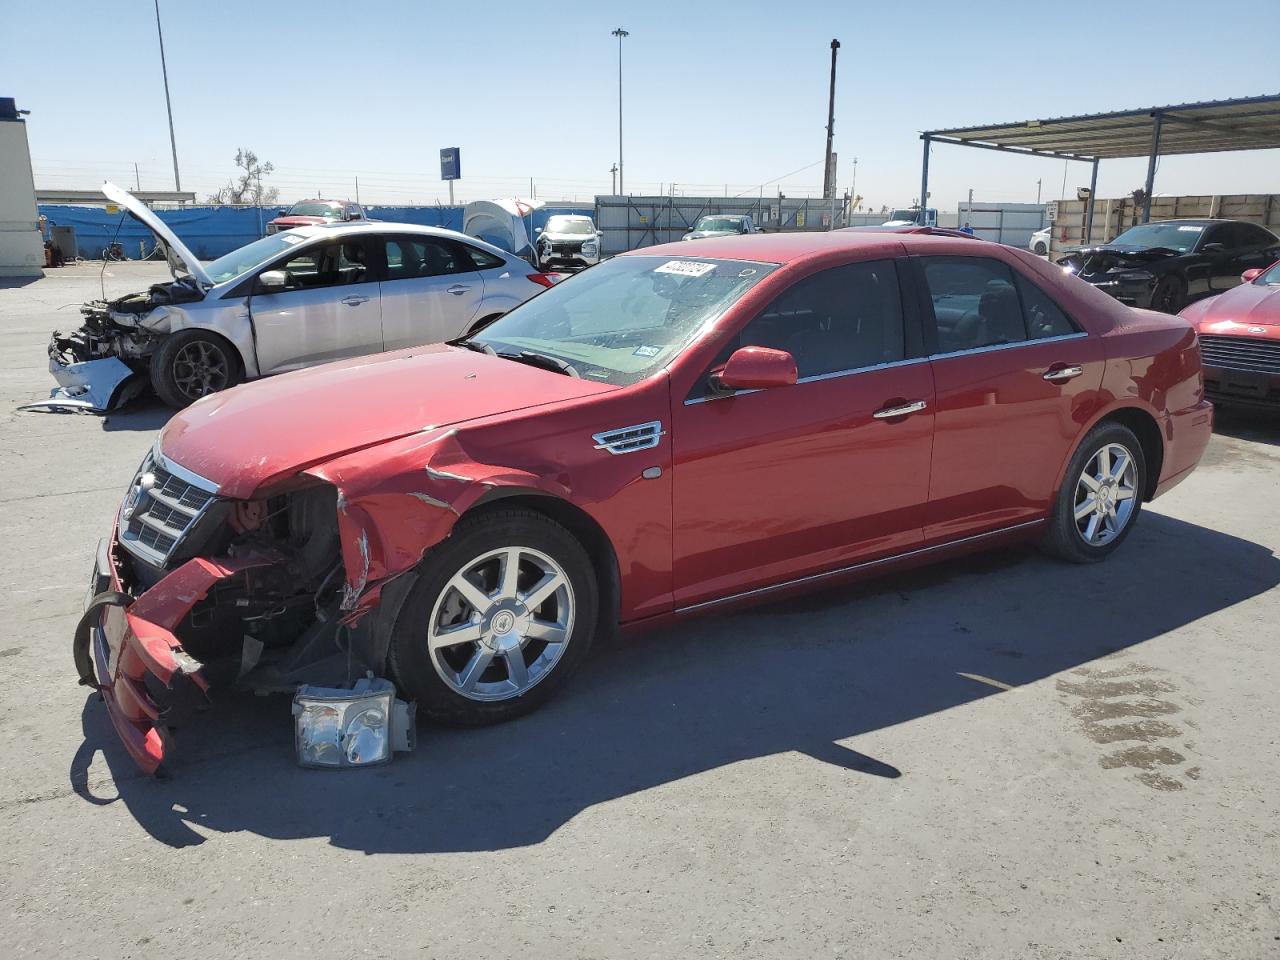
(1043, 364, 1084, 383)
(872, 399, 928, 420)
(341, 295, 369, 306)
(446, 284, 471, 296)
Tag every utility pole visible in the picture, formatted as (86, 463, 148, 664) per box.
(1036, 178, 1042, 204)
(134, 162, 141, 191)
(610, 163, 618, 194)
(154, 0, 181, 191)
(612, 27, 629, 195)
(822, 38, 840, 200)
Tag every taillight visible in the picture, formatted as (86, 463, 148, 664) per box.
(526, 272, 559, 288)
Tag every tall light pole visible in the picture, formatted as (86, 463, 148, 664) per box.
(822, 38, 840, 200)
(612, 27, 629, 195)
(153, 0, 181, 192)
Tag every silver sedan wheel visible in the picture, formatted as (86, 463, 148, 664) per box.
(427, 546, 575, 702)
(1073, 442, 1138, 547)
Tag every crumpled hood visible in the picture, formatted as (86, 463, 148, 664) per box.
(103, 181, 213, 288)
(158, 344, 614, 499)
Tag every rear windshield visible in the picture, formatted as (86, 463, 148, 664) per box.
(694, 218, 744, 232)
(469, 255, 777, 386)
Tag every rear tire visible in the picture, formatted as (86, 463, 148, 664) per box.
(150, 330, 241, 408)
(388, 507, 598, 725)
(1043, 422, 1146, 564)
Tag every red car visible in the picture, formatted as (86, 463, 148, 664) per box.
(77, 232, 1213, 773)
(1179, 259, 1280, 409)
(266, 199, 366, 235)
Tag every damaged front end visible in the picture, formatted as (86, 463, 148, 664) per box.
(23, 280, 201, 414)
(77, 444, 424, 774)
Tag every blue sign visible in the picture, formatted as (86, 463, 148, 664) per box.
(440, 148, 461, 181)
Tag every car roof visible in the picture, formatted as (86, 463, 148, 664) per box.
(624, 230, 963, 265)
(285, 221, 517, 257)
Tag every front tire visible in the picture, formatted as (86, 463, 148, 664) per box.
(1043, 422, 1146, 563)
(1150, 274, 1186, 314)
(389, 507, 599, 725)
(150, 330, 241, 408)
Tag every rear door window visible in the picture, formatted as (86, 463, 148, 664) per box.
(383, 236, 469, 281)
(1013, 274, 1078, 339)
(458, 243, 507, 270)
(920, 257, 1027, 353)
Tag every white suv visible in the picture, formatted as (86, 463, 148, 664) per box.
(536, 215, 602, 270)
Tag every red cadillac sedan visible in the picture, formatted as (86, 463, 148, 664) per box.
(1180, 259, 1280, 409)
(77, 231, 1213, 773)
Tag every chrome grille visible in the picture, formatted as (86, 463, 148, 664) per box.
(593, 421, 664, 455)
(1199, 335, 1280, 375)
(118, 448, 218, 568)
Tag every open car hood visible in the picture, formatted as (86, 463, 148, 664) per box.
(102, 181, 213, 288)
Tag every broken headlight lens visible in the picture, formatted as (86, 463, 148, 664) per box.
(292, 677, 415, 769)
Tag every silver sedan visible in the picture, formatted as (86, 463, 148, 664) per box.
(33, 183, 556, 411)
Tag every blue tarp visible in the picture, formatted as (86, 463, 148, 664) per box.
(38, 202, 594, 261)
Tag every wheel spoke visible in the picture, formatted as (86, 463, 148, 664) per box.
(448, 572, 492, 615)
(429, 619, 483, 650)
(524, 620, 567, 645)
(1096, 447, 1111, 482)
(1079, 472, 1101, 493)
(1083, 513, 1101, 543)
(1074, 497, 1096, 521)
(1110, 452, 1130, 483)
(522, 571, 564, 611)
(498, 548, 521, 600)
(503, 648, 529, 689)
(1114, 486, 1136, 501)
(457, 649, 494, 692)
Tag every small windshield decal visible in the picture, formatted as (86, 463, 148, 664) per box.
(655, 260, 715, 277)
(633, 345, 661, 358)
(1177, 225, 1204, 232)
(737, 268, 757, 277)
(280, 234, 306, 244)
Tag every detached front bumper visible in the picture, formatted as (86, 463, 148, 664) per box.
(19, 352, 141, 414)
(75, 533, 275, 775)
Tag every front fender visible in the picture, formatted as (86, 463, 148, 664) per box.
(305, 428, 571, 616)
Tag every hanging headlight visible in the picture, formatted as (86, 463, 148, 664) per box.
(292, 676, 416, 769)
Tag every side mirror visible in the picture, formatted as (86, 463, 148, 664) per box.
(535, 227, 543, 234)
(1242, 267, 1264, 283)
(257, 269, 288, 292)
(711, 346, 798, 392)
(1201, 242, 1227, 254)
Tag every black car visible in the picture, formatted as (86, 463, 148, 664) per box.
(1058, 219, 1280, 314)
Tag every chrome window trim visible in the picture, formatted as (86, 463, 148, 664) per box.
(675, 519, 1046, 614)
(928, 330, 1087, 363)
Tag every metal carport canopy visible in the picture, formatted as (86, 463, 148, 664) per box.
(919, 93, 1280, 229)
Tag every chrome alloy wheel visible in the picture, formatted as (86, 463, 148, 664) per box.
(172, 340, 230, 400)
(1073, 442, 1138, 547)
(427, 546, 575, 701)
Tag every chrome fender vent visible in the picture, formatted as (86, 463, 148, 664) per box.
(592, 421, 664, 455)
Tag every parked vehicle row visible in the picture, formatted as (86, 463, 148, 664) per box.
(266, 199, 367, 235)
(75, 229, 1213, 774)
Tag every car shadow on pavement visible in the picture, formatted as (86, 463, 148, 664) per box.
(101, 399, 172, 433)
(70, 511, 1280, 852)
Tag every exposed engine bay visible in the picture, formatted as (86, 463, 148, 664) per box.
(24, 278, 205, 413)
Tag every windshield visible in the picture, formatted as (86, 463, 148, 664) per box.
(205, 233, 309, 284)
(547, 217, 594, 235)
(887, 209, 920, 222)
(694, 217, 744, 233)
(1257, 261, 1280, 285)
(468, 255, 778, 386)
(288, 201, 343, 218)
(1110, 222, 1203, 254)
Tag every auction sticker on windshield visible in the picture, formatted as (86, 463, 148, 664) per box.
(655, 260, 716, 277)
(1178, 225, 1204, 232)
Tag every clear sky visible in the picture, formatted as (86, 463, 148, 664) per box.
(5, 0, 1278, 211)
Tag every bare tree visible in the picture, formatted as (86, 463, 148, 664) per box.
(207, 148, 280, 205)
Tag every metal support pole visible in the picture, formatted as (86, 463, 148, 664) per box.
(612, 28, 629, 195)
(1142, 113, 1162, 224)
(822, 39, 840, 199)
(919, 136, 931, 224)
(1085, 158, 1099, 243)
(154, 0, 181, 191)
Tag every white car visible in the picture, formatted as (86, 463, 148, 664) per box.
(535, 214, 602, 270)
(32, 183, 555, 411)
(1030, 227, 1051, 256)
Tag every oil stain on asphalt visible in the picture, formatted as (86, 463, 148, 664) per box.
(1056, 659, 1199, 792)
